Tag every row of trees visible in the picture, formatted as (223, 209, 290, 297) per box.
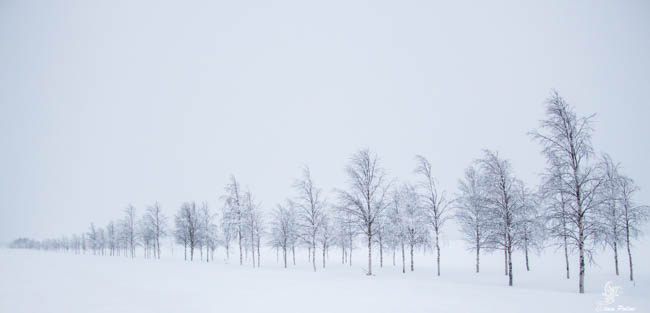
(10, 91, 648, 294)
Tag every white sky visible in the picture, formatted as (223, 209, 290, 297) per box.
(1, 0, 649, 242)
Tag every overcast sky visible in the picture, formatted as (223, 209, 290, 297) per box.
(1, 0, 649, 242)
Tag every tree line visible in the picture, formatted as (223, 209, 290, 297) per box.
(10, 91, 648, 294)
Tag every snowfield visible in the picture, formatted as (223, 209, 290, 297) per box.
(1, 239, 648, 313)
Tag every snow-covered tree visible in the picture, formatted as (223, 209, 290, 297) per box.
(516, 183, 544, 271)
(530, 91, 604, 293)
(455, 165, 490, 273)
(318, 213, 334, 268)
(174, 210, 189, 260)
(222, 175, 245, 265)
(270, 200, 298, 268)
(145, 202, 167, 259)
(177, 202, 200, 261)
(338, 149, 390, 276)
(122, 204, 137, 258)
(199, 202, 217, 262)
(598, 154, 624, 275)
(415, 155, 451, 277)
(294, 166, 326, 272)
(617, 173, 648, 281)
(390, 183, 428, 272)
(479, 150, 523, 286)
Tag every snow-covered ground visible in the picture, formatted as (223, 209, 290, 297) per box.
(1, 239, 648, 313)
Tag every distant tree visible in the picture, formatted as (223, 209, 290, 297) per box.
(617, 174, 649, 281)
(318, 213, 334, 268)
(335, 211, 358, 267)
(516, 183, 544, 271)
(390, 183, 428, 272)
(146, 202, 167, 259)
(122, 204, 138, 258)
(220, 204, 235, 262)
(294, 166, 326, 272)
(138, 215, 154, 258)
(599, 154, 624, 276)
(199, 202, 217, 262)
(271, 201, 298, 268)
(222, 176, 245, 265)
(540, 166, 574, 279)
(179, 202, 200, 261)
(455, 165, 490, 273)
(174, 210, 189, 261)
(106, 221, 117, 256)
(88, 223, 98, 255)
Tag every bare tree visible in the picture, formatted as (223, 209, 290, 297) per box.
(199, 202, 217, 262)
(415, 155, 451, 277)
(138, 215, 154, 258)
(391, 183, 428, 272)
(337, 149, 390, 276)
(599, 154, 624, 275)
(540, 166, 574, 279)
(179, 202, 200, 261)
(106, 221, 116, 256)
(318, 214, 333, 268)
(479, 150, 523, 287)
(122, 204, 137, 258)
(455, 165, 490, 273)
(617, 174, 648, 281)
(222, 175, 245, 265)
(271, 200, 297, 268)
(530, 91, 603, 293)
(220, 204, 235, 262)
(174, 210, 189, 261)
(516, 183, 544, 271)
(146, 202, 167, 259)
(294, 166, 326, 272)
(334, 210, 358, 267)
(88, 223, 98, 255)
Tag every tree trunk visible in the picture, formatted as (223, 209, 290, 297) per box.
(184, 242, 187, 261)
(626, 224, 634, 281)
(525, 244, 530, 271)
(507, 238, 513, 286)
(401, 243, 405, 274)
(435, 232, 441, 276)
(563, 234, 570, 279)
(367, 231, 372, 276)
(257, 237, 261, 268)
(410, 243, 414, 272)
(292, 245, 296, 266)
(238, 228, 243, 265)
(379, 237, 383, 268)
(251, 231, 256, 268)
(312, 236, 317, 272)
(504, 247, 508, 275)
(476, 244, 480, 273)
(578, 222, 585, 293)
(322, 243, 326, 268)
(613, 241, 619, 276)
(283, 245, 287, 268)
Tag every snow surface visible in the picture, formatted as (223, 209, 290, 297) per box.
(1, 239, 648, 313)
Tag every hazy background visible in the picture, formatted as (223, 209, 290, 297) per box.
(1, 0, 649, 243)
